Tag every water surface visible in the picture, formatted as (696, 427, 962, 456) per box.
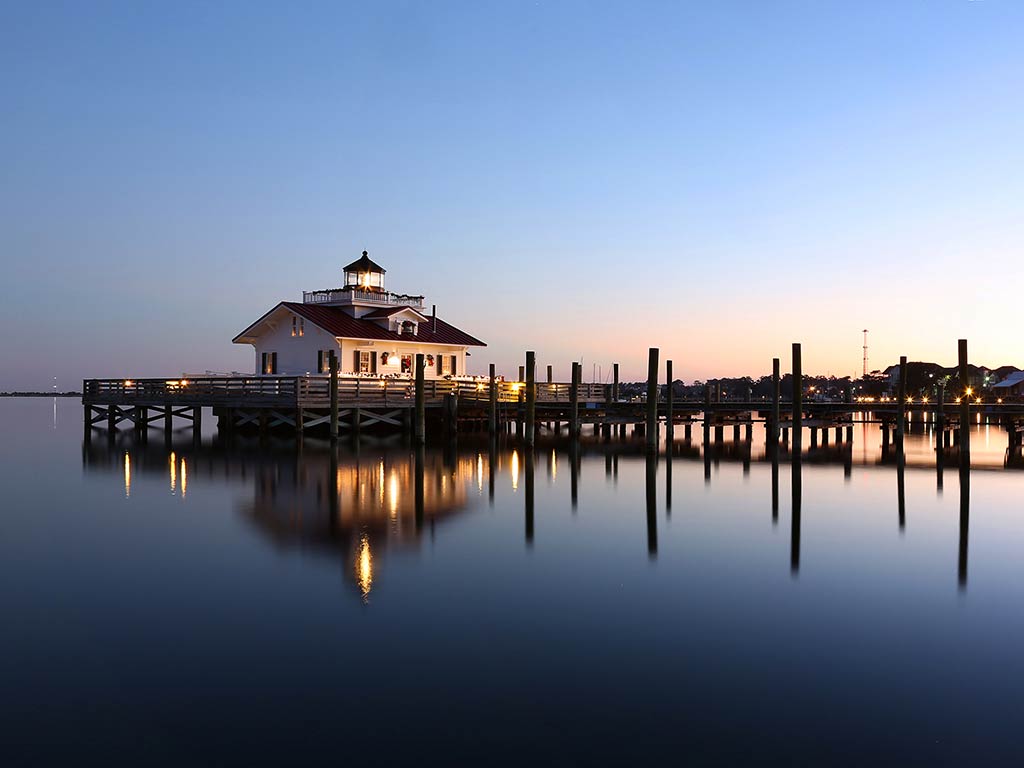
(3, 398, 1024, 765)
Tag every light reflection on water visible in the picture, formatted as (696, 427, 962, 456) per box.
(4, 398, 1024, 764)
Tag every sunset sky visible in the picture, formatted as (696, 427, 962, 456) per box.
(2, 1, 1022, 389)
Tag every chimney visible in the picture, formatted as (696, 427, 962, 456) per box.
(432, 304, 437, 333)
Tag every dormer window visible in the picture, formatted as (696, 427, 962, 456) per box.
(400, 320, 417, 336)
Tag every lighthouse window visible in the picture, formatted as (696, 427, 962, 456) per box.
(441, 355, 453, 376)
(299, 318, 304, 337)
(291, 317, 305, 337)
(291, 318, 296, 337)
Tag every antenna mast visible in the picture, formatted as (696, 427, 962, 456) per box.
(862, 329, 869, 378)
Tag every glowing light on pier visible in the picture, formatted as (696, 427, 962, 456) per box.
(357, 534, 373, 602)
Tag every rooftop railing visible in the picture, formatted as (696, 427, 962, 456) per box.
(302, 287, 425, 308)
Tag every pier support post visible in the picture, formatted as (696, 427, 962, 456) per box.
(415, 353, 426, 444)
(936, 382, 945, 445)
(525, 351, 536, 446)
(792, 343, 802, 453)
(959, 339, 970, 467)
(897, 355, 907, 448)
(612, 363, 619, 402)
(771, 357, 780, 445)
(329, 351, 339, 440)
(108, 406, 117, 433)
(666, 359, 674, 439)
(569, 362, 580, 438)
(646, 348, 659, 451)
(488, 363, 497, 436)
(546, 364, 552, 384)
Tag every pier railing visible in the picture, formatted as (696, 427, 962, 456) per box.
(83, 377, 611, 408)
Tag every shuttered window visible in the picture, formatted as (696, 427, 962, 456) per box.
(262, 352, 277, 374)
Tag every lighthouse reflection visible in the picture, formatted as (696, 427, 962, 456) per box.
(244, 445, 479, 602)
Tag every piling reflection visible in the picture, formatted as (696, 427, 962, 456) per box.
(791, 454, 802, 575)
(83, 422, 993, 591)
(897, 447, 906, 531)
(645, 451, 657, 559)
(525, 448, 535, 546)
(770, 446, 779, 524)
(959, 464, 970, 590)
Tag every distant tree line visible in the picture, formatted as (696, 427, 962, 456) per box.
(615, 360, 1022, 402)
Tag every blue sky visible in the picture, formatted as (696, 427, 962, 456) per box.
(2, 1, 1022, 389)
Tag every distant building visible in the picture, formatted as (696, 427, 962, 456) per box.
(993, 371, 1024, 397)
(233, 251, 486, 377)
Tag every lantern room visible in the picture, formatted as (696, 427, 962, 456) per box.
(343, 250, 386, 292)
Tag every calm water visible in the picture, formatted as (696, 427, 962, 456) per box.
(4, 398, 1024, 765)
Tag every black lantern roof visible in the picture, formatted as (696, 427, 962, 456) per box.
(343, 250, 386, 274)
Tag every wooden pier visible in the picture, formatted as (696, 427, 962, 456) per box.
(83, 341, 1024, 458)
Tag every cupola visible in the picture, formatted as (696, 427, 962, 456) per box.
(343, 250, 386, 292)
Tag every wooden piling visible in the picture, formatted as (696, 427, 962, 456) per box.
(959, 339, 970, 466)
(488, 363, 497, 435)
(792, 343, 802, 451)
(329, 351, 339, 440)
(613, 363, 619, 402)
(665, 359, 674, 437)
(414, 353, 425, 444)
(525, 351, 536, 446)
(646, 348, 659, 450)
(771, 358, 780, 445)
(569, 362, 580, 438)
(897, 355, 907, 447)
(546, 364, 552, 384)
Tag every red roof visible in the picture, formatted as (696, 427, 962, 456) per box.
(233, 302, 486, 347)
(360, 305, 425, 320)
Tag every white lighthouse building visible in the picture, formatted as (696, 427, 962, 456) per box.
(233, 251, 486, 378)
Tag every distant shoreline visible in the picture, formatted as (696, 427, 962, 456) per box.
(1, 392, 81, 398)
